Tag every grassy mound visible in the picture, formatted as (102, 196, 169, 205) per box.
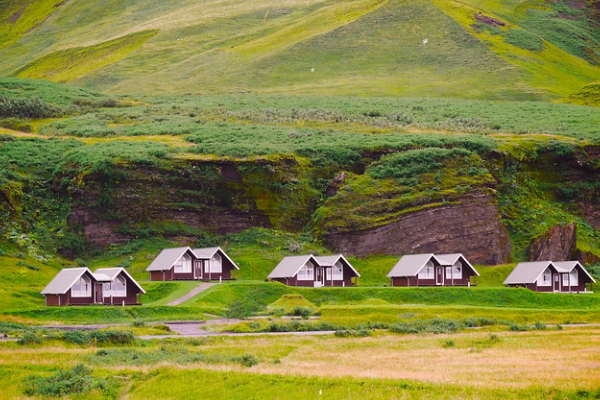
(267, 294, 319, 314)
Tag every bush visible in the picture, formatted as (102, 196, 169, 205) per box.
(390, 319, 463, 335)
(0, 97, 62, 119)
(63, 330, 90, 345)
(240, 354, 259, 367)
(463, 317, 497, 327)
(488, 334, 500, 343)
(132, 320, 145, 327)
(534, 321, 547, 330)
(509, 323, 529, 332)
(505, 29, 544, 51)
(18, 331, 42, 345)
(443, 339, 455, 348)
(334, 329, 372, 338)
(292, 306, 312, 318)
(23, 364, 111, 397)
(62, 329, 135, 345)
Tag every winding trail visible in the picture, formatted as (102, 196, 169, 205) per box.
(167, 282, 217, 306)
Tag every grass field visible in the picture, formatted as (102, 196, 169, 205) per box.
(1, 327, 599, 399)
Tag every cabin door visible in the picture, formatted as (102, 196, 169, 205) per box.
(554, 274, 559, 292)
(315, 268, 324, 288)
(195, 261, 202, 280)
(436, 267, 443, 285)
(95, 284, 103, 304)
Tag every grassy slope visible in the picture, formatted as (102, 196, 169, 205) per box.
(0, 0, 598, 97)
(14, 30, 158, 82)
(0, 76, 103, 105)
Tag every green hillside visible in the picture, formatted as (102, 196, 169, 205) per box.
(0, 0, 598, 98)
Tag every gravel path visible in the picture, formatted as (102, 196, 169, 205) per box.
(167, 283, 217, 306)
(139, 330, 337, 340)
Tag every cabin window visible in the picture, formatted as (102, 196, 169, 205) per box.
(174, 253, 192, 273)
(104, 276, 127, 297)
(538, 269, 552, 286)
(332, 261, 343, 281)
(209, 253, 222, 273)
(114, 276, 127, 297)
(72, 275, 92, 297)
(446, 262, 462, 279)
(297, 262, 314, 280)
(418, 261, 434, 279)
(570, 269, 579, 286)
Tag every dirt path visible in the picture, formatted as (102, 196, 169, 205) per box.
(167, 283, 217, 306)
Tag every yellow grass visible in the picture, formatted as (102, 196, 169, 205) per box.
(2, 327, 599, 392)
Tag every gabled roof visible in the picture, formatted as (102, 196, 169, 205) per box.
(436, 253, 480, 276)
(387, 254, 441, 278)
(503, 261, 555, 285)
(193, 247, 239, 270)
(315, 254, 361, 277)
(268, 255, 319, 279)
(41, 268, 93, 295)
(553, 261, 596, 283)
(94, 267, 146, 293)
(146, 247, 195, 272)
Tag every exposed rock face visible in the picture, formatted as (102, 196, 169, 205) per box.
(66, 157, 318, 248)
(528, 223, 577, 262)
(325, 195, 511, 265)
(475, 12, 506, 27)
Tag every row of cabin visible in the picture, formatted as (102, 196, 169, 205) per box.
(41, 250, 597, 307)
(41, 267, 145, 307)
(504, 261, 595, 293)
(146, 247, 239, 281)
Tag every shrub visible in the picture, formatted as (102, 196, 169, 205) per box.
(240, 354, 259, 367)
(0, 96, 62, 119)
(443, 339, 455, 348)
(534, 321, 547, 330)
(390, 319, 463, 335)
(62, 329, 135, 345)
(18, 331, 42, 345)
(488, 334, 500, 343)
(132, 320, 145, 327)
(505, 29, 544, 51)
(334, 329, 372, 338)
(509, 323, 529, 332)
(154, 324, 172, 332)
(292, 306, 312, 318)
(90, 330, 135, 345)
(23, 364, 111, 397)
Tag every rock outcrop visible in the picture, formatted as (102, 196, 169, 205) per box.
(528, 223, 577, 262)
(65, 157, 318, 247)
(325, 195, 511, 265)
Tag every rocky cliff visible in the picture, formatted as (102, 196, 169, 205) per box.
(65, 156, 319, 247)
(325, 195, 511, 265)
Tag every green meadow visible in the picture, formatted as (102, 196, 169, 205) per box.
(2, 0, 600, 396)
